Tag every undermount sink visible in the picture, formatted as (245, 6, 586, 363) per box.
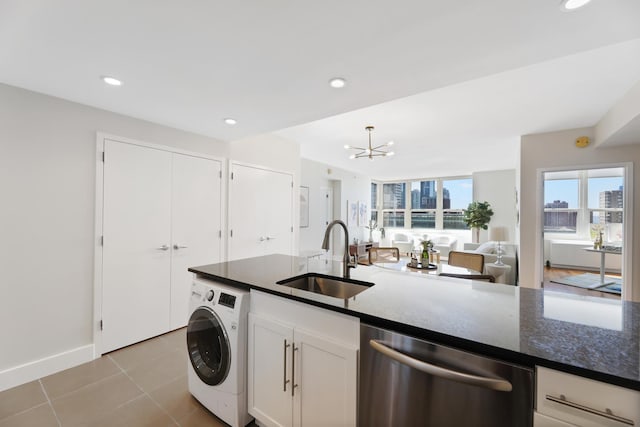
(276, 273, 374, 299)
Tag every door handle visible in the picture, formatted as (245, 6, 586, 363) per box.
(266, 236, 276, 240)
(283, 340, 290, 392)
(157, 245, 170, 251)
(291, 343, 298, 396)
(173, 244, 188, 250)
(369, 340, 513, 392)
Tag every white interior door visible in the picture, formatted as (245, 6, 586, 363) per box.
(102, 140, 172, 353)
(170, 154, 222, 329)
(265, 170, 293, 256)
(228, 164, 268, 261)
(229, 163, 293, 260)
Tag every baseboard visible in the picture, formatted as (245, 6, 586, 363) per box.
(0, 344, 95, 392)
(550, 263, 622, 274)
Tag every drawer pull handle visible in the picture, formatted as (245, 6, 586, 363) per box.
(546, 394, 634, 426)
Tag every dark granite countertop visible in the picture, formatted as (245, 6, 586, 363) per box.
(189, 254, 640, 391)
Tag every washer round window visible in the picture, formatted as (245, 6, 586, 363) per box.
(187, 307, 231, 385)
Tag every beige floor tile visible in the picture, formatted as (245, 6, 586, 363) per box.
(108, 335, 175, 372)
(41, 356, 120, 399)
(50, 372, 142, 427)
(0, 381, 47, 421)
(148, 375, 199, 421)
(176, 403, 227, 427)
(0, 403, 58, 427)
(126, 348, 188, 393)
(160, 327, 186, 351)
(91, 395, 177, 427)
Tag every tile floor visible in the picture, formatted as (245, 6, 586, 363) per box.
(0, 328, 250, 427)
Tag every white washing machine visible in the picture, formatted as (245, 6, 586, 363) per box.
(187, 278, 253, 427)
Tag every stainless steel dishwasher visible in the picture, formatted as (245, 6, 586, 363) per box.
(360, 324, 533, 427)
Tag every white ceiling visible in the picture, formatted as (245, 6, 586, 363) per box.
(1, 0, 640, 179)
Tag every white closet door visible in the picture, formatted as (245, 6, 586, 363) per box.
(229, 164, 268, 261)
(102, 140, 172, 353)
(265, 171, 293, 257)
(229, 164, 293, 261)
(170, 154, 222, 329)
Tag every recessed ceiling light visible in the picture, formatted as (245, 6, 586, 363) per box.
(224, 118, 237, 125)
(561, 0, 592, 10)
(329, 78, 346, 88)
(101, 76, 122, 86)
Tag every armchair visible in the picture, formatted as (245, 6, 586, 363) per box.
(391, 233, 414, 256)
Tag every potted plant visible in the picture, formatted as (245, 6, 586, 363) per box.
(463, 201, 494, 243)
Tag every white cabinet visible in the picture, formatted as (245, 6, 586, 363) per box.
(248, 291, 358, 427)
(100, 138, 223, 352)
(228, 162, 293, 261)
(536, 366, 640, 427)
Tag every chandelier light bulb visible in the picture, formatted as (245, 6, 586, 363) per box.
(101, 76, 122, 86)
(349, 154, 356, 159)
(329, 77, 346, 88)
(561, 0, 591, 10)
(344, 145, 351, 149)
(386, 151, 395, 156)
(387, 141, 394, 146)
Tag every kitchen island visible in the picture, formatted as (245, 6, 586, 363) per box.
(189, 253, 640, 392)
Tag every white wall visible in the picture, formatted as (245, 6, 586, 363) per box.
(0, 83, 228, 390)
(299, 159, 371, 257)
(519, 127, 640, 301)
(472, 169, 517, 244)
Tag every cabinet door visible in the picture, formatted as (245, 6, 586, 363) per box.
(248, 313, 294, 427)
(170, 154, 222, 329)
(102, 140, 172, 352)
(293, 329, 357, 427)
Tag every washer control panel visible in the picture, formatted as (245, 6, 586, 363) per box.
(218, 293, 236, 309)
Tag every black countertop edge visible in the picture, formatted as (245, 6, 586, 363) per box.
(190, 269, 640, 392)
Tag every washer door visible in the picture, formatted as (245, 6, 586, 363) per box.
(187, 307, 231, 386)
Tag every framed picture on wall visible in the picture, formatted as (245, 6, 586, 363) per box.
(358, 201, 367, 226)
(300, 186, 309, 228)
(347, 200, 358, 226)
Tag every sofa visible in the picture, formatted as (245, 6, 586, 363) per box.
(463, 242, 518, 285)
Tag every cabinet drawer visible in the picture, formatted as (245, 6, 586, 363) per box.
(534, 412, 578, 426)
(537, 367, 640, 427)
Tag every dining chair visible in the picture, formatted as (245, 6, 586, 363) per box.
(369, 247, 401, 264)
(447, 251, 485, 273)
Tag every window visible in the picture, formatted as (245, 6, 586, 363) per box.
(543, 168, 624, 240)
(371, 176, 472, 230)
(410, 180, 436, 229)
(370, 182, 378, 223)
(442, 178, 472, 230)
(588, 173, 624, 241)
(543, 178, 579, 233)
(382, 183, 406, 227)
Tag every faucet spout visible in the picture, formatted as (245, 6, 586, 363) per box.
(322, 220, 356, 279)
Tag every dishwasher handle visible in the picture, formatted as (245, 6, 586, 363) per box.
(369, 339, 513, 392)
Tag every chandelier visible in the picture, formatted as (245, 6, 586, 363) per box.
(344, 126, 395, 160)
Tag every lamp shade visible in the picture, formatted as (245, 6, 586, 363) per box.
(489, 226, 508, 242)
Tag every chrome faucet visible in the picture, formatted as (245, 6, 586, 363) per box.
(321, 220, 357, 279)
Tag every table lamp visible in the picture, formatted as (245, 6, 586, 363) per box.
(489, 226, 508, 266)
